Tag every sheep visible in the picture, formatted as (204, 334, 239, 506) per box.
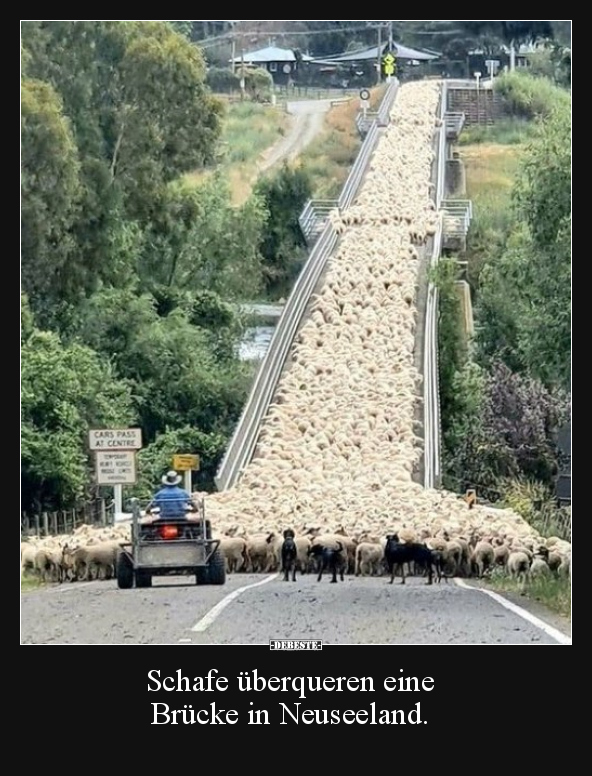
(26, 82, 557, 581)
(355, 542, 384, 576)
(507, 551, 531, 584)
(471, 541, 495, 579)
(62, 540, 120, 581)
(219, 537, 248, 573)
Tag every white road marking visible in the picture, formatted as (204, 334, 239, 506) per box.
(454, 578, 571, 644)
(191, 574, 277, 632)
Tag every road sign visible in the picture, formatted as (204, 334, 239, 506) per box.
(173, 454, 201, 472)
(383, 53, 396, 77)
(89, 428, 142, 451)
(359, 88, 370, 101)
(95, 450, 136, 485)
(360, 98, 370, 111)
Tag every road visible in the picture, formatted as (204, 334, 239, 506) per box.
(257, 99, 338, 174)
(21, 574, 570, 645)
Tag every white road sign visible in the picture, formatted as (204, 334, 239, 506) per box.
(95, 450, 137, 485)
(89, 428, 142, 450)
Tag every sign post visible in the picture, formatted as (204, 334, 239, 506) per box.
(382, 52, 396, 82)
(172, 454, 201, 494)
(359, 88, 370, 118)
(89, 428, 142, 516)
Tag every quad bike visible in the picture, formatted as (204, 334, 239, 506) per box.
(116, 497, 225, 589)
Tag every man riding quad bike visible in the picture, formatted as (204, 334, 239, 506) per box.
(115, 470, 225, 587)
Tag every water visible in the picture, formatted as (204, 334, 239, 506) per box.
(238, 326, 275, 361)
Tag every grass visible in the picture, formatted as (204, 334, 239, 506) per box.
(458, 118, 536, 146)
(21, 573, 42, 592)
(183, 99, 290, 204)
(485, 568, 571, 620)
(461, 139, 524, 288)
(299, 85, 385, 199)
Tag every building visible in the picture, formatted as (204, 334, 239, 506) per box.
(229, 45, 313, 86)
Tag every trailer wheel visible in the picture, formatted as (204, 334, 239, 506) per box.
(208, 549, 226, 585)
(195, 567, 208, 585)
(135, 570, 152, 588)
(116, 552, 134, 589)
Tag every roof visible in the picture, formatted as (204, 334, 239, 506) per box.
(229, 46, 314, 63)
(310, 42, 439, 64)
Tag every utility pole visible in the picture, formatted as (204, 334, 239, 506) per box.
(376, 24, 382, 85)
(231, 37, 236, 74)
(240, 47, 245, 101)
(388, 20, 393, 53)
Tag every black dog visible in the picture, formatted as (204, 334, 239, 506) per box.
(308, 541, 346, 583)
(384, 534, 434, 585)
(281, 529, 298, 582)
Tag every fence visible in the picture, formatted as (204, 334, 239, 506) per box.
(21, 498, 115, 538)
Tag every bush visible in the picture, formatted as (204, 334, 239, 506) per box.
(494, 71, 570, 120)
(206, 67, 241, 93)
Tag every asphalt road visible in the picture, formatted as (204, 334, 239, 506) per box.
(21, 573, 570, 645)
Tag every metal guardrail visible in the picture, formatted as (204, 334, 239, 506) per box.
(445, 111, 465, 138)
(377, 79, 400, 126)
(215, 222, 339, 491)
(298, 199, 338, 245)
(441, 199, 473, 237)
(355, 111, 379, 137)
(215, 81, 401, 492)
(423, 80, 448, 490)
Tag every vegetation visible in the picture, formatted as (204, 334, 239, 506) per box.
(299, 87, 383, 198)
(20, 21, 321, 515)
(438, 71, 571, 546)
(183, 100, 289, 204)
(486, 568, 570, 619)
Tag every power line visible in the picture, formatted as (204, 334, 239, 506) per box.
(196, 22, 392, 48)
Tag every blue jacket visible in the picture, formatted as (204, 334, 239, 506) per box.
(150, 486, 193, 519)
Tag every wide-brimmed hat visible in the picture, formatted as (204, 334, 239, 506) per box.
(161, 470, 182, 486)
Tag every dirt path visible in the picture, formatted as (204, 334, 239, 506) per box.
(256, 99, 337, 174)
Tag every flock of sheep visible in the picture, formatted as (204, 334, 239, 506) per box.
(21, 81, 571, 588)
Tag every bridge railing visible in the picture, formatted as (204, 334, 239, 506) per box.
(215, 81, 401, 492)
(423, 80, 448, 490)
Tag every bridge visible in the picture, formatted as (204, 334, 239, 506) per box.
(215, 79, 473, 495)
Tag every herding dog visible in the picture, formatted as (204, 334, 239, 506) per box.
(307, 541, 346, 583)
(281, 529, 298, 582)
(384, 534, 434, 585)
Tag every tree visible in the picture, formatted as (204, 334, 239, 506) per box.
(138, 176, 267, 299)
(20, 20, 224, 313)
(474, 94, 570, 389)
(443, 361, 569, 495)
(21, 79, 82, 314)
(21, 304, 136, 511)
(254, 163, 313, 297)
(131, 426, 230, 500)
(76, 289, 253, 441)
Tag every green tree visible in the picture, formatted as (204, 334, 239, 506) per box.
(77, 289, 252, 441)
(21, 20, 224, 314)
(21, 303, 136, 511)
(21, 78, 82, 314)
(139, 176, 266, 298)
(132, 426, 230, 499)
(476, 101, 571, 389)
(254, 163, 313, 297)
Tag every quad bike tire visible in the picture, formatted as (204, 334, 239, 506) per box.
(116, 552, 134, 589)
(207, 549, 226, 585)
